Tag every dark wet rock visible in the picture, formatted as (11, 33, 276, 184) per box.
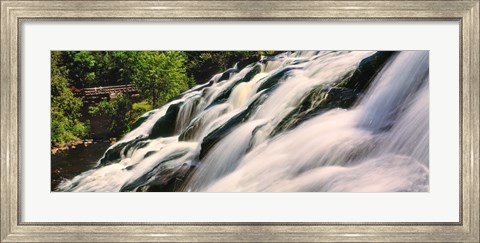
(218, 70, 235, 83)
(257, 66, 302, 92)
(120, 150, 191, 192)
(178, 117, 201, 141)
(129, 113, 152, 132)
(144, 150, 157, 159)
(134, 165, 196, 192)
(209, 64, 262, 106)
(100, 143, 126, 165)
(98, 136, 146, 166)
(199, 93, 269, 159)
(236, 55, 261, 71)
(189, 80, 214, 93)
(259, 53, 287, 63)
(339, 51, 396, 92)
(271, 51, 396, 137)
(290, 59, 310, 66)
(148, 102, 183, 139)
(122, 138, 149, 157)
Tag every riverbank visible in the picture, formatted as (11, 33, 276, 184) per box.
(51, 138, 117, 155)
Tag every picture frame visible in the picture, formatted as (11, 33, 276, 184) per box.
(1, 0, 478, 242)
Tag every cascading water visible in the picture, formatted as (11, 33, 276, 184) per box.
(57, 50, 429, 192)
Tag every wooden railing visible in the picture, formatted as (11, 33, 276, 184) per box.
(80, 84, 135, 96)
(75, 84, 138, 102)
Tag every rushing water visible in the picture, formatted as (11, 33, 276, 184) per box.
(57, 51, 429, 192)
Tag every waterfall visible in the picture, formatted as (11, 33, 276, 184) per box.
(57, 50, 429, 192)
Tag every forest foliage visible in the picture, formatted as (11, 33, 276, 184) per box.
(51, 51, 271, 145)
(51, 52, 88, 144)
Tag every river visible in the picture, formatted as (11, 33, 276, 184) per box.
(51, 141, 111, 191)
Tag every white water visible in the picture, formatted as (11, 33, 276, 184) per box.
(58, 51, 429, 192)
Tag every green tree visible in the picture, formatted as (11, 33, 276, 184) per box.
(88, 94, 132, 136)
(58, 51, 134, 88)
(89, 95, 153, 137)
(63, 51, 97, 88)
(130, 51, 190, 107)
(51, 51, 88, 144)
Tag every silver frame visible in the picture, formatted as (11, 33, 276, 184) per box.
(1, 1, 479, 242)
